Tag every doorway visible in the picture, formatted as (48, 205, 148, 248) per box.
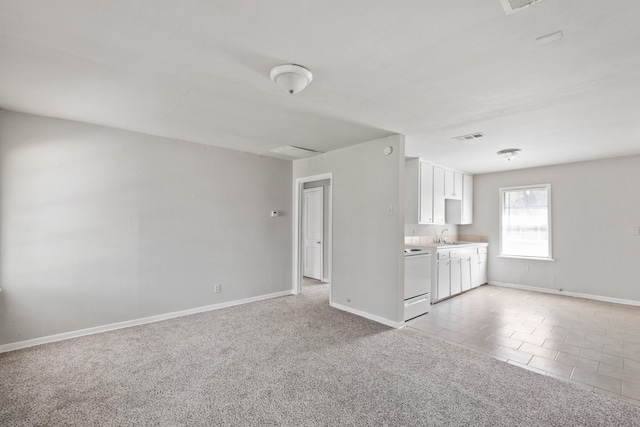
(302, 187, 323, 281)
(293, 173, 332, 296)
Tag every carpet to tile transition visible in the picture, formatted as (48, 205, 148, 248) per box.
(1, 283, 640, 426)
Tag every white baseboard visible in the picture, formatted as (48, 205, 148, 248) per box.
(489, 281, 640, 307)
(330, 302, 405, 329)
(0, 290, 294, 354)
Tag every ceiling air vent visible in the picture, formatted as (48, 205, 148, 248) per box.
(452, 133, 485, 142)
(499, 0, 546, 15)
(270, 145, 323, 158)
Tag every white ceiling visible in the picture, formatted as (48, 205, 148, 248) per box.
(1, 0, 639, 173)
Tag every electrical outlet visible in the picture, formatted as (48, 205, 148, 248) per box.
(214, 284, 221, 293)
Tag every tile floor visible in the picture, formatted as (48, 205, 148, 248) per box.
(407, 285, 640, 406)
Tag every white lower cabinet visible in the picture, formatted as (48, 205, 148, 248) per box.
(432, 244, 488, 302)
(470, 253, 488, 288)
(437, 259, 450, 300)
(477, 253, 488, 287)
(450, 258, 461, 295)
(461, 257, 471, 292)
(470, 254, 480, 288)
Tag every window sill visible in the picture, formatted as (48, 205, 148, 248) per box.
(498, 255, 555, 262)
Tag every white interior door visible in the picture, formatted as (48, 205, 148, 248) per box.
(303, 187, 323, 280)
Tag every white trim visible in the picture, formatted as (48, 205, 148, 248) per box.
(499, 183, 553, 260)
(302, 186, 324, 281)
(0, 290, 293, 354)
(331, 302, 405, 329)
(293, 173, 333, 299)
(498, 255, 556, 262)
(327, 181, 333, 303)
(489, 281, 640, 307)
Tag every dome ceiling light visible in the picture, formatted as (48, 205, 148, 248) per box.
(497, 148, 522, 161)
(270, 64, 313, 94)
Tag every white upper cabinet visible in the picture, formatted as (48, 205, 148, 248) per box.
(419, 161, 434, 224)
(405, 158, 420, 224)
(405, 159, 472, 225)
(445, 173, 473, 225)
(406, 159, 434, 224)
(444, 170, 463, 200)
(432, 166, 445, 225)
(462, 173, 473, 224)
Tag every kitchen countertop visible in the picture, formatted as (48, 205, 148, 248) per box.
(419, 241, 488, 250)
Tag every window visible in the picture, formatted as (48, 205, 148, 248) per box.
(499, 184, 552, 260)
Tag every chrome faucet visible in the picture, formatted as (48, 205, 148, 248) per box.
(439, 229, 449, 244)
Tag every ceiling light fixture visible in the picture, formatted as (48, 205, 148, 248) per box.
(497, 148, 522, 161)
(270, 64, 313, 94)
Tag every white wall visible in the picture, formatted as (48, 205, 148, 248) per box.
(0, 111, 292, 346)
(293, 135, 405, 325)
(459, 155, 640, 302)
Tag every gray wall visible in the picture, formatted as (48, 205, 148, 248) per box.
(0, 111, 292, 345)
(303, 179, 330, 280)
(294, 135, 405, 324)
(459, 154, 640, 301)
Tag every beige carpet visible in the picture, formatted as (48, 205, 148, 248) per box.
(1, 282, 640, 426)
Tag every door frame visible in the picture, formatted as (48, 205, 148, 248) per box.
(293, 173, 333, 297)
(302, 186, 324, 281)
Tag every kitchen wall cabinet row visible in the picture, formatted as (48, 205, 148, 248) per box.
(433, 245, 487, 302)
(405, 158, 473, 225)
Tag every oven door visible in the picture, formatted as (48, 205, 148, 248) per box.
(404, 294, 431, 321)
(404, 253, 431, 300)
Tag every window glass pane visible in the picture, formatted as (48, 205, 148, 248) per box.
(501, 187, 549, 258)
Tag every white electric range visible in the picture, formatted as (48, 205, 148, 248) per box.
(404, 246, 432, 321)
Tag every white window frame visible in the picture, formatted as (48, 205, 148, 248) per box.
(499, 183, 554, 261)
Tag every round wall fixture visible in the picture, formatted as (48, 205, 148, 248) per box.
(497, 148, 522, 161)
(383, 146, 393, 155)
(270, 64, 313, 94)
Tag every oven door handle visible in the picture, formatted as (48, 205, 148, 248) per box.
(404, 297, 429, 307)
